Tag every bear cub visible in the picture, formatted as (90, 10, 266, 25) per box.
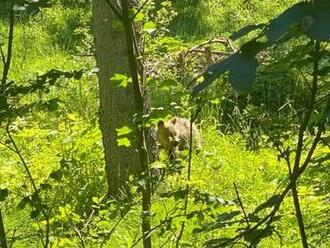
(156, 117, 202, 159)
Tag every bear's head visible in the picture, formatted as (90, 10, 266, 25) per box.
(156, 118, 179, 150)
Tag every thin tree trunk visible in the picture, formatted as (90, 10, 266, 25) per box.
(290, 41, 320, 248)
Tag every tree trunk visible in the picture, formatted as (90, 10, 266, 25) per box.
(92, 0, 141, 196)
(0, 209, 8, 248)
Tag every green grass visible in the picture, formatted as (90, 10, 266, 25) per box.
(170, 0, 298, 42)
(0, 1, 329, 247)
(1, 116, 328, 247)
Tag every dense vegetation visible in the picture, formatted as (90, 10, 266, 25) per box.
(0, 0, 329, 247)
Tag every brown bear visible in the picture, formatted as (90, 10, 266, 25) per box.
(156, 117, 202, 159)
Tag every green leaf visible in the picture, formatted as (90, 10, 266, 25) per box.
(40, 183, 52, 191)
(193, 211, 241, 233)
(318, 66, 330, 76)
(160, 188, 188, 200)
(73, 70, 84, 80)
(228, 54, 258, 94)
(217, 211, 241, 222)
(241, 41, 268, 57)
(42, 98, 60, 112)
(0, 189, 9, 202)
(143, 21, 157, 34)
(230, 24, 266, 41)
(244, 227, 273, 244)
(204, 237, 232, 247)
(194, 190, 230, 205)
(110, 74, 132, 88)
(252, 195, 280, 215)
(192, 54, 235, 97)
(30, 209, 40, 219)
(266, 2, 309, 43)
(136, 178, 146, 190)
(179, 241, 193, 247)
(116, 126, 132, 137)
(134, 11, 145, 22)
(50, 169, 63, 181)
(193, 218, 239, 234)
(306, 7, 330, 41)
(311, 153, 330, 165)
(17, 196, 31, 210)
(117, 137, 131, 147)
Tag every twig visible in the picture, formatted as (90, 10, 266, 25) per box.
(99, 213, 127, 248)
(131, 214, 182, 248)
(82, 209, 95, 231)
(261, 126, 292, 175)
(233, 182, 250, 228)
(73, 227, 85, 248)
(131, 219, 172, 248)
(132, 0, 150, 20)
(187, 37, 235, 54)
(6, 122, 50, 248)
(175, 102, 204, 247)
(1, 0, 14, 86)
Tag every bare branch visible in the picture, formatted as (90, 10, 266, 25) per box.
(234, 182, 250, 228)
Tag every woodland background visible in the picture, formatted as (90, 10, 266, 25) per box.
(0, 0, 329, 247)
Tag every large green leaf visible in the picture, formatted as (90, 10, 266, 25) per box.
(251, 194, 280, 215)
(228, 54, 258, 94)
(192, 54, 239, 97)
(17, 196, 31, 210)
(306, 8, 330, 41)
(244, 227, 274, 245)
(230, 24, 266, 41)
(204, 237, 232, 248)
(193, 52, 258, 96)
(160, 188, 188, 200)
(266, 2, 309, 43)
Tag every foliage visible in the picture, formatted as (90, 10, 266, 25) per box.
(0, 0, 329, 247)
(193, 0, 330, 95)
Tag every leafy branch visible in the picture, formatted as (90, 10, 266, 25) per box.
(196, 1, 329, 247)
(5, 120, 50, 248)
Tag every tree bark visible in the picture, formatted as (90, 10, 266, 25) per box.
(0, 209, 8, 248)
(92, 0, 141, 196)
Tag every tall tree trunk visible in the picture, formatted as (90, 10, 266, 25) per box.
(92, 0, 141, 196)
(92, 2, 157, 246)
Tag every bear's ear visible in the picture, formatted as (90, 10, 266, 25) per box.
(171, 117, 177, 125)
(157, 120, 165, 127)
